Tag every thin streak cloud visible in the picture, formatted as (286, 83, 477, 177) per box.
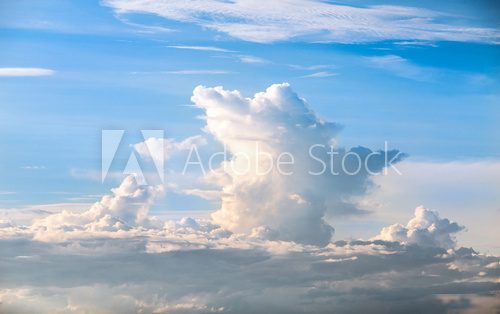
(301, 71, 338, 78)
(167, 70, 231, 75)
(0, 68, 55, 77)
(167, 45, 235, 53)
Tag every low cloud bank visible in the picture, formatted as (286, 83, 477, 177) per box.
(0, 188, 498, 313)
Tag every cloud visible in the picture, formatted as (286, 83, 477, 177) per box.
(167, 46, 268, 65)
(365, 54, 437, 81)
(113, 14, 175, 33)
(1, 82, 498, 312)
(29, 175, 164, 241)
(0, 202, 499, 313)
(356, 160, 500, 254)
(0, 155, 498, 312)
(167, 45, 235, 53)
(133, 135, 207, 165)
(167, 70, 231, 75)
(374, 206, 464, 249)
(237, 55, 269, 64)
(0, 68, 54, 77)
(393, 41, 438, 47)
(289, 64, 336, 71)
(21, 165, 46, 170)
(301, 71, 337, 78)
(180, 188, 221, 201)
(190, 83, 403, 246)
(104, 0, 500, 43)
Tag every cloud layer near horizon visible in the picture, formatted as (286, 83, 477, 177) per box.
(1, 191, 499, 313)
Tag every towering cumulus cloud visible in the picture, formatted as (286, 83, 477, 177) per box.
(191, 83, 402, 246)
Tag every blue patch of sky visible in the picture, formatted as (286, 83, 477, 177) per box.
(0, 0, 498, 207)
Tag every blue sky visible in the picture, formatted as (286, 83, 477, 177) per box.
(1, 1, 498, 209)
(0, 1, 498, 228)
(0, 1, 500, 312)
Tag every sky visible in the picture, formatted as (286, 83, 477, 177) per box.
(0, 1, 499, 313)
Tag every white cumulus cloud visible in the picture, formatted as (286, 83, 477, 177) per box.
(374, 206, 464, 249)
(30, 175, 164, 241)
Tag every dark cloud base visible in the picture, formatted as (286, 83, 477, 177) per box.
(1, 237, 498, 313)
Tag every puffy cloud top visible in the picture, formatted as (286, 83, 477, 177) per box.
(374, 206, 464, 248)
(191, 83, 402, 246)
(31, 175, 164, 241)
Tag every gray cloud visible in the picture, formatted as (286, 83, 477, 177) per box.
(0, 225, 498, 313)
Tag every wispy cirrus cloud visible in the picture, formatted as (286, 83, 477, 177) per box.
(168, 45, 269, 65)
(0, 68, 55, 77)
(21, 166, 46, 170)
(301, 71, 337, 78)
(130, 70, 232, 75)
(113, 14, 174, 33)
(104, 0, 500, 43)
(365, 55, 437, 81)
(167, 70, 231, 75)
(237, 55, 269, 64)
(289, 64, 336, 71)
(167, 45, 235, 53)
(393, 41, 439, 48)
